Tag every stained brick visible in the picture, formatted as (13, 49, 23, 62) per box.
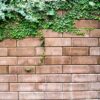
(72, 38, 98, 46)
(63, 47, 89, 55)
(90, 29, 100, 37)
(9, 66, 35, 74)
(45, 47, 62, 55)
(36, 65, 62, 73)
(0, 48, 7, 56)
(0, 57, 17, 65)
(72, 56, 98, 64)
(0, 83, 9, 91)
(35, 47, 44, 56)
(17, 38, 41, 47)
(90, 47, 100, 55)
(8, 48, 35, 56)
(0, 66, 8, 74)
(45, 56, 71, 64)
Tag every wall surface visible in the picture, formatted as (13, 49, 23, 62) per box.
(0, 20, 100, 100)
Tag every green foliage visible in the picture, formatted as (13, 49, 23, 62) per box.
(0, 0, 100, 40)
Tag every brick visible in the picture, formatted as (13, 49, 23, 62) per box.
(72, 74, 97, 82)
(75, 20, 100, 28)
(19, 92, 45, 99)
(63, 83, 89, 91)
(36, 65, 62, 74)
(0, 75, 17, 82)
(72, 56, 98, 64)
(99, 38, 100, 46)
(90, 82, 100, 90)
(18, 57, 41, 65)
(0, 57, 17, 65)
(0, 39, 16, 47)
(35, 47, 44, 56)
(45, 56, 71, 64)
(42, 29, 62, 37)
(45, 47, 62, 55)
(63, 47, 89, 55)
(0, 66, 8, 74)
(17, 38, 41, 47)
(90, 29, 100, 37)
(0, 83, 9, 91)
(0, 48, 7, 56)
(63, 92, 72, 99)
(0, 92, 18, 100)
(9, 66, 35, 74)
(72, 38, 98, 46)
(57, 10, 63, 16)
(45, 38, 71, 46)
(18, 75, 45, 82)
(8, 47, 35, 56)
(46, 74, 71, 82)
(90, 47, 100, 55)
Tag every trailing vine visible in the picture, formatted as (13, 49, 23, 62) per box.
(0, 0, 100, 40)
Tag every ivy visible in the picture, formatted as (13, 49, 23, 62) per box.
(0, 0, 100, 40)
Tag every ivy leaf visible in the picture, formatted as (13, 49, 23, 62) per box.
(47, 9, 55, 16)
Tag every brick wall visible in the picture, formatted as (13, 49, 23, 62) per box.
(0, 20, 100, 100)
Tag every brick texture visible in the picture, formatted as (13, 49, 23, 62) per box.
(0, 20, 99, 99)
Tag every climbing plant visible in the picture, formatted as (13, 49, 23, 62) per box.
(0, 0, 100, 40)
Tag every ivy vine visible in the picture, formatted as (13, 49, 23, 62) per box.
(0, 0, 100, 40)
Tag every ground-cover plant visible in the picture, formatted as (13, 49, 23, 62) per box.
(0, 0, 100, 40)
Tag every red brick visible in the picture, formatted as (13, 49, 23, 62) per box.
(18, 75, 45, 82)
(72, 38, 98, 46)
(90, 29, 100, 37)
(42, 29, 62, 37)
(19, 92, 45, 99)
(90, 47, 100, 55)
(9, 66, 35, 74)
(0, 57, 17, 65)
(45, 38, 71, 46)
(36, 65, 62, 73)
(75, 20, 100, 28)
(0, 39, 16, 47)
(35, 47, 44, 56)
(90, 82, 100, 90)
(0, 66, 8, 74)
(72, 74, 97, 82)
(63, 47, 89, 55)
(18, 57, 41, 65)
(99, 38, 100, 46)
(8, 47, 35, 56)
(46, 74, 71, 82)
(0, 75, 17, 82)
(45, 56, 71, 64)
(17, 38, 41, 47)
(72, 56, 98, 64)
(0, 48, 7, 56)
(0, 83, 9, 91)
(45, 47, 62, 55)
(0, 92, 18, 100)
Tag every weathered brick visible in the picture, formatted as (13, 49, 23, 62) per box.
(35, 47, 44, 55)
(0, 75, 17, 82)
(36, 65, 62, 73)
(0, 92, 18, 100)
(42, 29, 62, 37)
(72, 38, 98, 46)
(45, 56, 71, 64)
(45, 38, 71, 46)
(0, 48, 7, 56)
(8, 47, 35, 56)
(9, 66, 35, 74)
(90, 47, 100, 55)
(0, 39, 16, 47)
(90, 82, 100, 91)
(72, 74, 97, 82)
(0, 57, 17, 65)
(19, 92, 45, 99)
(17, 38, 41, 47)
(75, 20, 100, 28)
(46, 74, 72, 82)
(18, 57, 41, 65)
(90, 29, 100, 37)
(45, 47, 62, 55)
(0, 83, 9, 91)
(63, 47, 89, 55)
(0, 66, 8, 74)
(72, 56, 98, 64)
(18, 75, 45, 82)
